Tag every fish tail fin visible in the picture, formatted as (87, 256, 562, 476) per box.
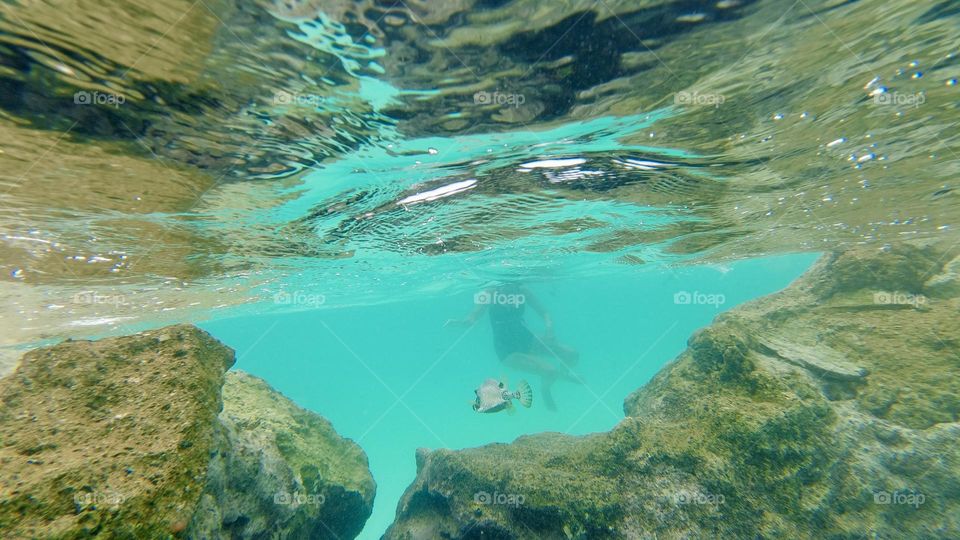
(516, 380, 533, 408)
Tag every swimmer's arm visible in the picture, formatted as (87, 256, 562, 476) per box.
(464, 303, 488, 324)
(444, 300, 488, 327)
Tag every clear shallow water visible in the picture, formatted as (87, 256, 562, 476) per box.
(2, 0, 958, 350)
(201, 252, 817, 538)
(1, 0, 959, 536)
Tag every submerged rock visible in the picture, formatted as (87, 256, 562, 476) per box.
(0, 325, 374, 539)
(0, 325, 231, 538)
(384, 243, 960, 539)
(188, 371, 375, 539)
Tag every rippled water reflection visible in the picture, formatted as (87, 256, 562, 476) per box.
(0, 0, 958, 348)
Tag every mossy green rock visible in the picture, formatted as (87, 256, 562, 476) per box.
(188, 371, 375, 539)
(0, 325, 375, 539)
(0, 324, 233, 539)
(384, 243, 960, 539)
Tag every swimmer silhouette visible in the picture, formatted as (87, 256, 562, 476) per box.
(447, 282, 582, 411)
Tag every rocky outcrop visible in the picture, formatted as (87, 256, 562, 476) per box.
(188, 371, 376, 540)
(384, 243, 960, 539)
(0, 324, 232, 538)
(0, 325, 375, 539)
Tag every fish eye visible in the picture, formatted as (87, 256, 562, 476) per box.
(498, 382, 504, 388)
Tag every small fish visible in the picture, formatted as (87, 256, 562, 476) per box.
(472, 378, 533, 413)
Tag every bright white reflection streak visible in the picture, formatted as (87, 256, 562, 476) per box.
(396, 179, 478, 206)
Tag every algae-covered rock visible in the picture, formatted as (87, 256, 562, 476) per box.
(0, 324, 234, 538)
(188, 371, 375, 540)
(0, 325, 376, 539)
(384, 243, 960, 539)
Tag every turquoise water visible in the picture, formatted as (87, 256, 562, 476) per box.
(201, 252, 817, 538)
(2, 0, 958, 537)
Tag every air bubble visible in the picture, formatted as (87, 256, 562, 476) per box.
(827, 138, 846, 147)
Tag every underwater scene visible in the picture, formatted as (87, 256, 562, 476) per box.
(0, 0, 958, 538)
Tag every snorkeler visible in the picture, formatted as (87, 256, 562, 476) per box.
(446, 282, 582, 411)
